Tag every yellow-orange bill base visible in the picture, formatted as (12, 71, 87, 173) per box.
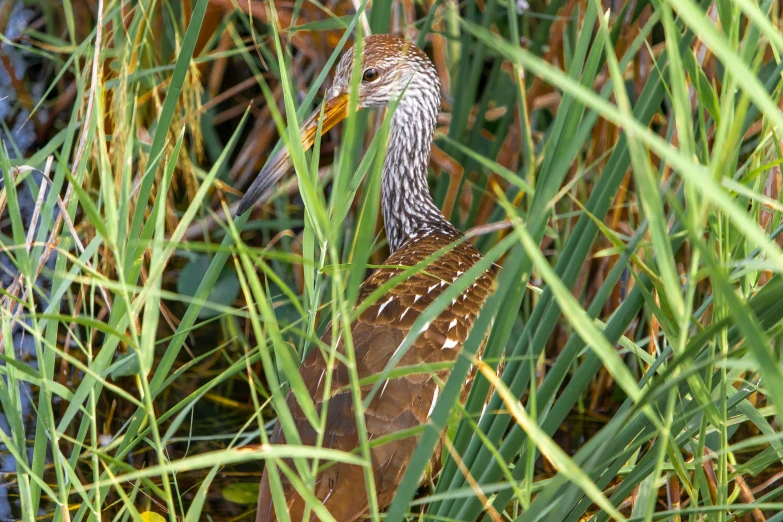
(236, 93, 350, 215)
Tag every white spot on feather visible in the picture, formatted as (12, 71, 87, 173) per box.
(428, 284, 438, 293)
(448, 319, 457, 329)
(427, 386, 439, 417)
(414, 294, 422, 303)
(443, 338, 458, 349)
(377, 297, 394, 317)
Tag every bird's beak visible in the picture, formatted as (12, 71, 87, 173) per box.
(236, 93, 351, 215)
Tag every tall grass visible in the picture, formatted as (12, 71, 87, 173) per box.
(1, 0, 782, 520)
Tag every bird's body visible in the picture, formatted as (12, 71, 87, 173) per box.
(240, 35, 496, 521)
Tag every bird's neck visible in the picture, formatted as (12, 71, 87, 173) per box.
(381, 89, 454, 253)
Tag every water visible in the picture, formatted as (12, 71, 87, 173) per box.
(0, 2, 52, 518)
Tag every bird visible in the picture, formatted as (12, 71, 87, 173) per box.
(238, 34, 497, 522)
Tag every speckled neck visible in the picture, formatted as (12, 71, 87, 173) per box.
(381, 73, 455, 253)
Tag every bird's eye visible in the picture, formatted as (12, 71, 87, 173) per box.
(362, 68, 379, 82)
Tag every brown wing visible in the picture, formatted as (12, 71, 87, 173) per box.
(255, 229, 496, 522)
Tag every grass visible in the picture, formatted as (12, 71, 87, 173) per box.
(1, 0, 783, 520)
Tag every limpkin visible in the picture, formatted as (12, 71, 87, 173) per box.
(238, 35, 497, 521)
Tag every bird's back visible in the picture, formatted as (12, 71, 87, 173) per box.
(255, 227, 496, 521)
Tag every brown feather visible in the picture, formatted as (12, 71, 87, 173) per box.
(255, 230, 496, 521)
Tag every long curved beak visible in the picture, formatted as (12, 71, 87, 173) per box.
(237, 93, 351, 216)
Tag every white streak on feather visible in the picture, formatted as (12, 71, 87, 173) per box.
(427, 386, 439, 417)
(418, 321, 431, 335)
(377, 296, 394, 317)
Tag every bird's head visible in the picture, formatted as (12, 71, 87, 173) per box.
(237, 35, 439, 215)
(329, 34, 438, 109)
